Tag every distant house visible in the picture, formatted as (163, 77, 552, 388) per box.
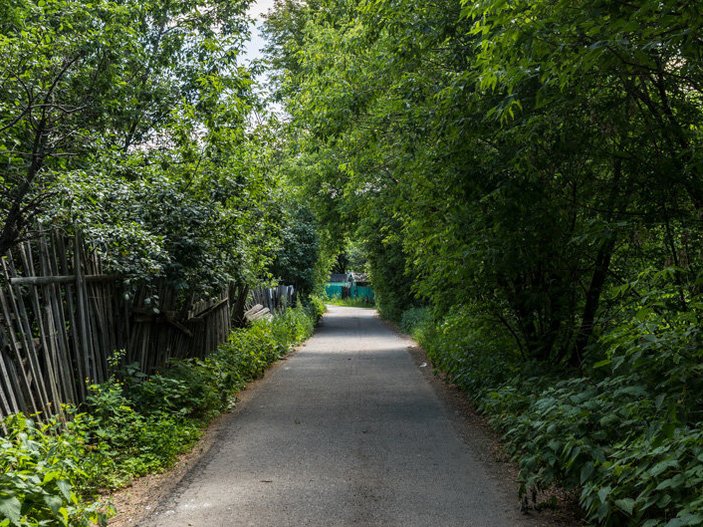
(330, 273, 354, 284)
(325, 272, 375, 302)
(352, 272, 369, 286)
(351, 273, 374, 302)
(325, 273, 353, 298)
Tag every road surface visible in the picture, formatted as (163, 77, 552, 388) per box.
(141, 305, 524, 527)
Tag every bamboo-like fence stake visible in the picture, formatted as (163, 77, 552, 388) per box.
(4, 255, 51, 418)
(56, 234, 86, 401)
(1, 228, 258, 420)
(21, 241, 63, 419)
(0, 275, 35, 414)
(74, 232, 94, 386)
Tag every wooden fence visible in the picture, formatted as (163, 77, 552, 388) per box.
(0, 230, 294, 421)
(251, 284, 296, 314)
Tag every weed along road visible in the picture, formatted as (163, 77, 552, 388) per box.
(140, 306, 526, 527)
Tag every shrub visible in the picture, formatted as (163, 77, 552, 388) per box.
(399, 306, 431, 335)
(583, 427, 703, 526)
(77, 382, 200, 488)
(0, 414, 112, 527)
(306, 295, 327, 322)
(490, 374, 703, 526)
(407, 306, 521, 399)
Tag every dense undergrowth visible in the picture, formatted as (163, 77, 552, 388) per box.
(0, 303, 322, 527)
(400, 305, 703, 527)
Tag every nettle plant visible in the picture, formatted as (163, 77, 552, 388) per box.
(0, 414, 112, 527)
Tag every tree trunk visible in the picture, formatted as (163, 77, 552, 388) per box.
(572, 236, 617, 367)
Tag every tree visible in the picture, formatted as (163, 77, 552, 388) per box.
(265, 0, 703, 365)
(0, 0, 137, 253)
(271, 204, 321, 297)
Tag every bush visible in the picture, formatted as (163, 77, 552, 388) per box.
(306, 295, 327, 322)
(489, 374, 703, 526)
(406, 306, 521, 400)
(0, 414, 112, 527)
(584, 427, 703, 526)
(399, 306, 431, 335)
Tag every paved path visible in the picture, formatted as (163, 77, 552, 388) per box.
(141, 306, 522, 527)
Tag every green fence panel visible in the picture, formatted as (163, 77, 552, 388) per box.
(355, 286, 374, 301)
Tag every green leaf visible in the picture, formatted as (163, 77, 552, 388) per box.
(44, 494, 63, 515)
(56, 480, 72, 501)
(615, 497, 635, 515)
(0, 496, 21, 523)
(656, 493, 672, 508)
(598, 486, 612, 503)
(666, 515, 703, 527)
(580, 461, 595, 484)
(649, 459, 678, 478)
(593, 358, 611, 368)
(635, 308, 653, 321)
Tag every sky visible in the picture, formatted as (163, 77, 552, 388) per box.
(242, 0, 277, 64)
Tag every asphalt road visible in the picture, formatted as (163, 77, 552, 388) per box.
(141, 305, 523, 527)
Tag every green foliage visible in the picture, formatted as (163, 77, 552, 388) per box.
(271, 205, 321, 297)
(306, 295, 327, 322)
(265, 0, 703, 357)
(485, 372, 703, 526)
(0, 414, 112, 527)
(364, 230, 415, 322)
(598, 272, 703, 420)
(0, 0, 312, 310)
(340, 240, 368, 275)
(402, 306, 522, 400)
(399, 307, 431, 336)
(0, 306, 318, 526)
(80, 382, 201, 485)
(0, 0, 257, 256)
(585, 427, 703, 527)
(406, 303, 703, 526)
